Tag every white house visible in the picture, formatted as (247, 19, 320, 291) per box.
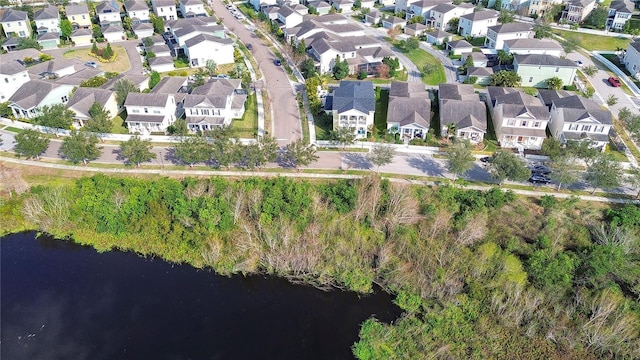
(364, 9, 382, 24)
(66, 87, 118, 126)
(308, 1, 332, 15)
(561, 0, 596, 23)
(439, 83, 487, 143)
(71, 28, 93, 45)
(65, 3, 92, 29)
(28, 59, 83, 79)
(331, 0, 354, 13)
(503, 38, 564, 57)
(458, 10, 498, 37)
(277, 6, 304, 28)
(484, 23, 533, 50)
(405, 0, 450, 20)
(623, 40, 640, 79)
(96, 0, 122, 26)
(427, 3, 474, 32)
(124, 93, 177, 133)
(179, 0, 207, 18)
(325, 80, 375, 139)
(500, 0, 529, 12)
(1, 9, 31, 38)
(173, 24, 225, 47)
(34, 5, 61, 35)
(102, 24, 127, 42)
(382, 16, 406, 29)
(152, 0, 178, 21)
(607, 0, 634, 32)
(9, 80, 74, 119)
(308, 34, 393, 74)
(183, 78, 247, 130)
(148, 56, 176, 72)
(124, 0, 151, 23)
(447, 40, 473, 55)
(133, 22, 154, 38)
(387, 81, 431, 140)
(528, 0, 564, 17)
(185, 34, 235, 67)
(0, 60, 30, 102)
(425, 29, 452, 45)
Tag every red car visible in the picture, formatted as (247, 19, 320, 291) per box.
(608, 77, 622, 87)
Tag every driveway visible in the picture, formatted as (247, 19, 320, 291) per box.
(358, 26, 422, 82)
(211, 1, 301, 143)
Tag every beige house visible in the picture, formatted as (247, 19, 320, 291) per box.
(66, 3, 92, 29)
(561, 0, 596, 23)
(66, 88, 118, 126)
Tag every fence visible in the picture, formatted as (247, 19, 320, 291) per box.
(592, 52, 640, 96)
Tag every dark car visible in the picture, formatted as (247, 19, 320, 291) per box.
(608, 77, 622, 87)
(274, 59, 282, 66)
(246, 43, 253, 50)
(529, 165, 551, 175)
(479, 156, 491, 163)
(528, 175, 551, 184)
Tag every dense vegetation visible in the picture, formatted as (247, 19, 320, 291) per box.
(1, 174, 639, 359)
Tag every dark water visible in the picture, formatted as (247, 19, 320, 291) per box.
(1, 232, 401, 360)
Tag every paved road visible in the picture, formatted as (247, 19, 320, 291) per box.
(212, 1, 301, 143)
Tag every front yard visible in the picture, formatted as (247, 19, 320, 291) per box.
(231, 93, 257, 138)
(63, 45, 130, 73)
(551, 29, 631, 51)
(399, 46, 447, 85)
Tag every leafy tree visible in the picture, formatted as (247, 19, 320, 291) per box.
(330, 127, 356, 149)
(149, 71, 161, 89)
(584, 6, 608, 29)
(84, 102, 113, 134)
(352, 0, 361, 9)
(91, 42, 99, 55)
(367, 144, 396, 172)
(445, 140, 475, 181)
(358, 70, 368, 80)
(205, 59, 217, 76)
(283, 139, 319, 170)
(0, 101, 13, 118)
(119, 136, 156, 167)
(493, 0, 502, 10)
(80, 75, 108, 88)
(626, 166, 640, 199)
(61, 19, 73, 41)
(567, 140, 598, 166)
(447, 17, 459, 30)
(14, 129, 50, 160)
(498, 9, 514, 23)
(489, 150, 530, 185)
(549, 155, 580, 191)
(489, 70, 521, 87)
(585, 154, 622, 194)
(123, 16, 133, 31)
(496, 49, 513, 65)
(236, 135, 278, 169)
(173, 135, 211, 167)
(17, 37, 41, 50)
(206, 126, 237, 169)
(150, 13, 164, 34)
(533, 23, 552, 39)
(114, 79, 140, 106)
(546, 76, 563, 90)
(606, 94, 618, 106)
(422, 63, 439, 77)
(103, 43, 114, 59)
(541, 137, 563, 161)
(583, 86, 595, 99)
(407, 15, 424, 25)
(92, 24, 103, 39)
(561, 36, 582, 54)
(403, 36, 420, 51)
(527, 249, 577, 290)
(301, 58, 317, 79)
(192, 68, 208, 87)
(294, 39, 307, 56)
(582, 65, 598, 76)
(333, 56, 349, 80)
(387, 26, 401, 41)
(167, 119, 189, 136)
(33, 104, 74, 129)
(60, 130, 101, 164)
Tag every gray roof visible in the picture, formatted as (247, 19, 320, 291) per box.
(125, 0, 149, 11)
(563, 131, 609, 143)
(28, 59, 82, 76)
(125, 92, 169, 107)
(148, 43, 171, 54)
(430, 3, 457, 13)
(447, 39, 472, 49)
(426, 29, 452, 38)
(410, 0, 450, 8)
(2, 37, 20, 47)
(150, 76, 188, 94)
(34, 5, 59, 20)
(148, 56, 173, 65)
(537, 88, 573, 109)
(356, 46, 394, 58)
(439, 83, 478, 101)
(405, 23, 427, 31)
(101, 74, 148, 90)
(389, 81, 428, 99)
(515, 54, 576, 67)
(65, 3, 89, 16)
(0, 60, 26, 75)
(184, 94, 226, 108)
(500, 126, 547, 137)
(102, 24, 125, 33)
(37, 32, 60, 41)
(153, 0, 175, 7)
(487, 86, 550, 119)
(487, 22, 532, 34)
(52, 67, 103, 85)
(185, 78, 241, 108)
(0, 48, 42, 63)
(330, 80, 375, 114)
(181, 0, 202, 5)
(504, 38, 562, 50)
(387, 97, 431, 128)
(460, 10, 498, 21)
(126, 113, 166, 123)
(552, 94, 612, 125)
(9, 79, 70, 109)
(566, 0, 595, 8)
(278, 5, 298, 17)
(630, 40, 640, 52)
(1, 9, 28, 22)
(440, 99, 486, 131)
(184, 33, 233, 47)
(609, 0, 634, 13)
(174, 24, 224, 38)
(309, 1, 331, 8)
(384, 16, 405, 24)
(71, 28, 93, 36)
(96, 1, 120, 14)
(133, 22, 153, 31)
(185, 116, 225, 125)
(66, 87, 115, 117)
(467, 66, 493, 76)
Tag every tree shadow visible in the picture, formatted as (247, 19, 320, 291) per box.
(406, 154, 444, 176)
(343, 152, 372, 170)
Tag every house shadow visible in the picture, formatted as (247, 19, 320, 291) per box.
(406, 154, 444, 177)
(342, 152, 372, 170)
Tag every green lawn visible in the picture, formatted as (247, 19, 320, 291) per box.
(314, 112, 333, 140)
(400, 47, 447, 85)
(231, 93, 257, 138)
(468, 37, 486, 47)
(374, 88, 389, 135)
(552, 29, 631, 51)
(111, 113, 129, 134)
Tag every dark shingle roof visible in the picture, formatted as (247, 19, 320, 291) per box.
(609, 0, 634, 13)
(150, 76, 188, 94)
(125, 0, 149, 11)
(389, 81, 428, 99)
(440, 99, 487, 131)
(148, 56, 173, 66)
(34, 5, 59, 20)
(66, 88, 115, 117)
(330, 80, 375, 114)
(630, 40, 640, 52)
(387, 97, 431, 128)
(460, 10, 498, 21)
(504, 38, 562, 50)
(153, 0, 175, 7)
(552, 95, 612, 125)
(1, 9, 28, 22)
(439, 83, 478, 101)
(0, 60, 26, 75)
(467, 67, 493, 77)
(184, 33, 233, 47)
(537, 89, 573, 109)
(9, 80, 71, 109)
(487, 22, 532, 34)
(71, 28, 93, 36)
(37, 32, 60, 41)
(487, 86, 550, 120)
(447, 40, 472, 49)
(96, 1, 120, 14)
(125, 92, 169, 107)
(515, 54, 576, 67)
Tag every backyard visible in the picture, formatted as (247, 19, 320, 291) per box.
(552, 29, 631, 51)
(231, 93, 257, 138)
(63, 46, 130, 73)
(393, 42, 447, 85)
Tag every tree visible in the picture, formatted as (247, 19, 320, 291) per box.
(463, 54, 474, 70)
(173, 135, 211, 167)
(92, 24, 103, 39)
(123, 16, 133, 31)
(14, 129, 50, 160)
(84, 102, 113, 134)
(567, 140, 598, 166)
(330, 127, 356, 149)
(32, 104, 75, 129)
(387, 25, 401, 41)
(626, 166, 640, 199)
(606, 94, 618, 106)
(103, 43, 114, 59)
(205, 59, 217, 76)
(167, 119, 189, 136)
(236, 135, 278, 169)
(150, 13, 164, 34)
(584, 6, 608, 30)
(549, 155, 580, 191)
(283, 139, 319, 170)
(60, 19, 73, 41)
(585, 154, 622, 194)
(422, 63, 439, 77)
(376, 63, 390, 78)
(583, 86, 595, 99)
(541, 137, 563, 161)
(533, 23, 552, 39)
(0, 101, 11, 118)
(358, 70, 368, 80)
(333, 56, 349, 80)
(114, 79, 140, 106)
(119, 136, 156, 167)
(403, 36, 420, 51)
(60, 130, 101, 164)
(80, 75, 109, 88)
(367, 144, 396, 172)
(561, 36, 582, 54)
(489, 70, 521, 87)
(445, 140, 475, 181)
(149, 71, 161, 89)
(294, 39, 307, 56)
(192, 68, 208, 87)
(489, 150, 530, 185)
(582, 65, 598, 76)
(546, 76, 563, 90)
(498, 10, 514, 23)
(447, 17, 460, 30)
(496, 49, 513, 65)
(205, 126, 237, 169)
(301, 58, 317, 79)
(407, 15, 424, 25)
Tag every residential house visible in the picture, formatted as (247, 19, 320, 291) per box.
(500, 0, 529, 12)
(51, 67, 103, 86)
(405, 0, 450, 21)
(148, 56, 176, 72)
(152, 0, 178, 21)
(1, 37, 20, 52)
(70, 28, 93, 45)
(484, 23, 533, 50)
(463, 52, 489, 67)
(331, 0, 354, 13)
(292, 4, 309, 15)
(96, 0, 122, 26)
(439, 83, 487, 143)
(540, 90, 612, 150)
(185, 34, 235, 67)
(514, 54, 578, 88)
(561, 0, 596, 23)
(607, 0, 634, 31)
(386, 81, 431, 140)
(183, 78, 247, 130)
(404, 23, 428, 36)
(124, 0, 151, 23)
(34, 5, 61, 35)
(277, 6, 304, 28)
(251, 0, 276, 10)
(458, 10, 498, 37)
(66, 87, 118, 126)
(147, 43, 172, 57)
(101, 73, 150, 92)
(1, 9, 31, 38)
(528, 0, 564, 17)
(325, 80, 375, 139)
(102, 24, 126, 42)
(486, 86, 550, 150)
(364, 9, 382, 24)
(143, 34, 166, 47)
(172, 23, 225, 47)
(133, 22, 154, 38)
(467, 66, 493, 85)
(37, 32, 61, 49)
(395, 0, 420, 13)
(308, 34, 394, 74)
(8, 80, 74, 119)
(285, 14, 360, 43)
(179, 0, 207, 18)
(65, 3, 91, 29)
(28, 59, 84, 79)
(124, 93, 177, 133)
(0, 60, 30, 102)
(427, 3, 474, 32)
(263, 6, 281, 20)
(503, 38, 564, 57)
(378, 0, 395, 6)
(425, 29, 452, 45)
(308, 1, 332, 15)
(382, 16, 407, 29)
(623, 40, 640, 78)
(446, 40, 473, 55)
(360, 0, 376, 10)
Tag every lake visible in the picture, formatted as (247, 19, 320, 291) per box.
(1, 232, 401, 360)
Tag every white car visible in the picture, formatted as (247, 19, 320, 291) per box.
(574, 60, 583, 67)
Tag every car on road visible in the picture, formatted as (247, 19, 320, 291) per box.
(274, 59, 282, 66)
(608, 77, 622, 87)
(246, 43, 253, 50)
(84, 61, 98, 68)
(574, 60, 583, 67)
(528, 175, 551, 184)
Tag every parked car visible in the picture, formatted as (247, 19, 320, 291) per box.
(529, 164, 551, 174)
(574, 60, 583, 67)
(528, 175, 551, 184)
(608, 77, 622, 87)
(246, 43, 253, 50)
(479, 156, 491, 163)
(84, 61, 98, 68)
(274, 59, 282, 66)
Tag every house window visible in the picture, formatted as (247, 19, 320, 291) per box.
(569, 124, 578, 131)
(19, 31, 25, 37)
(82, 15, 85, 19)
(534, 121, 540, 128)
(521, 120, 527, 127)
(507, 119, 515, 126)
(153, 110, 161, 114)
(582, 125, 591, 132)
(144, 108, 148, 113)
(596, 126, 605, 133)
(18, 22, 22, 26)
(4, 78, 7, 83)
(555, 67, 559, 72)
(529, 77, 533, 83)
(132, 109, 140, 113)
(202, 109, 209, 115)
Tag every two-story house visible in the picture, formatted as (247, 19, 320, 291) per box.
(427, 3, 474, 31)
(96, 0, 122, 26)
(500, 0, 529, 12)
(331, 0, 354, 13)
(324, 80, 375, 139)
(66, 3, 92, 29)
(404, 0, 449, 20)
(386, 81, 431, 140)
(484, 23, 533, 50)
(124, 0, 150, 24)
(0, 60, 30, 102)
(66, 87, 118, 126)
(185, 34, 235, 67)
(458, 10, 498, 37)
(308, 1, 332, 15)
(623, 40, 640, 78)
(503, 38, 564, 57)
(8, 80, 74, 119)
(179, 0, 207, 18)
(439, 83, 487, 143)
(152, 0, 178, 21)
(1, 9, 31, 38)
(183, 78, 247, 131)
(277, 6, 304, 28)
(34, 5, 61, 35)
(561, 0, 596, 23)
(308, 34, 393, 74)
(486, 86, 550, 150)
(514, 54, 578, 89)
(528, 0, 564, 17)
(124, 93, 177, 133)
(607, 0, 634, 31)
